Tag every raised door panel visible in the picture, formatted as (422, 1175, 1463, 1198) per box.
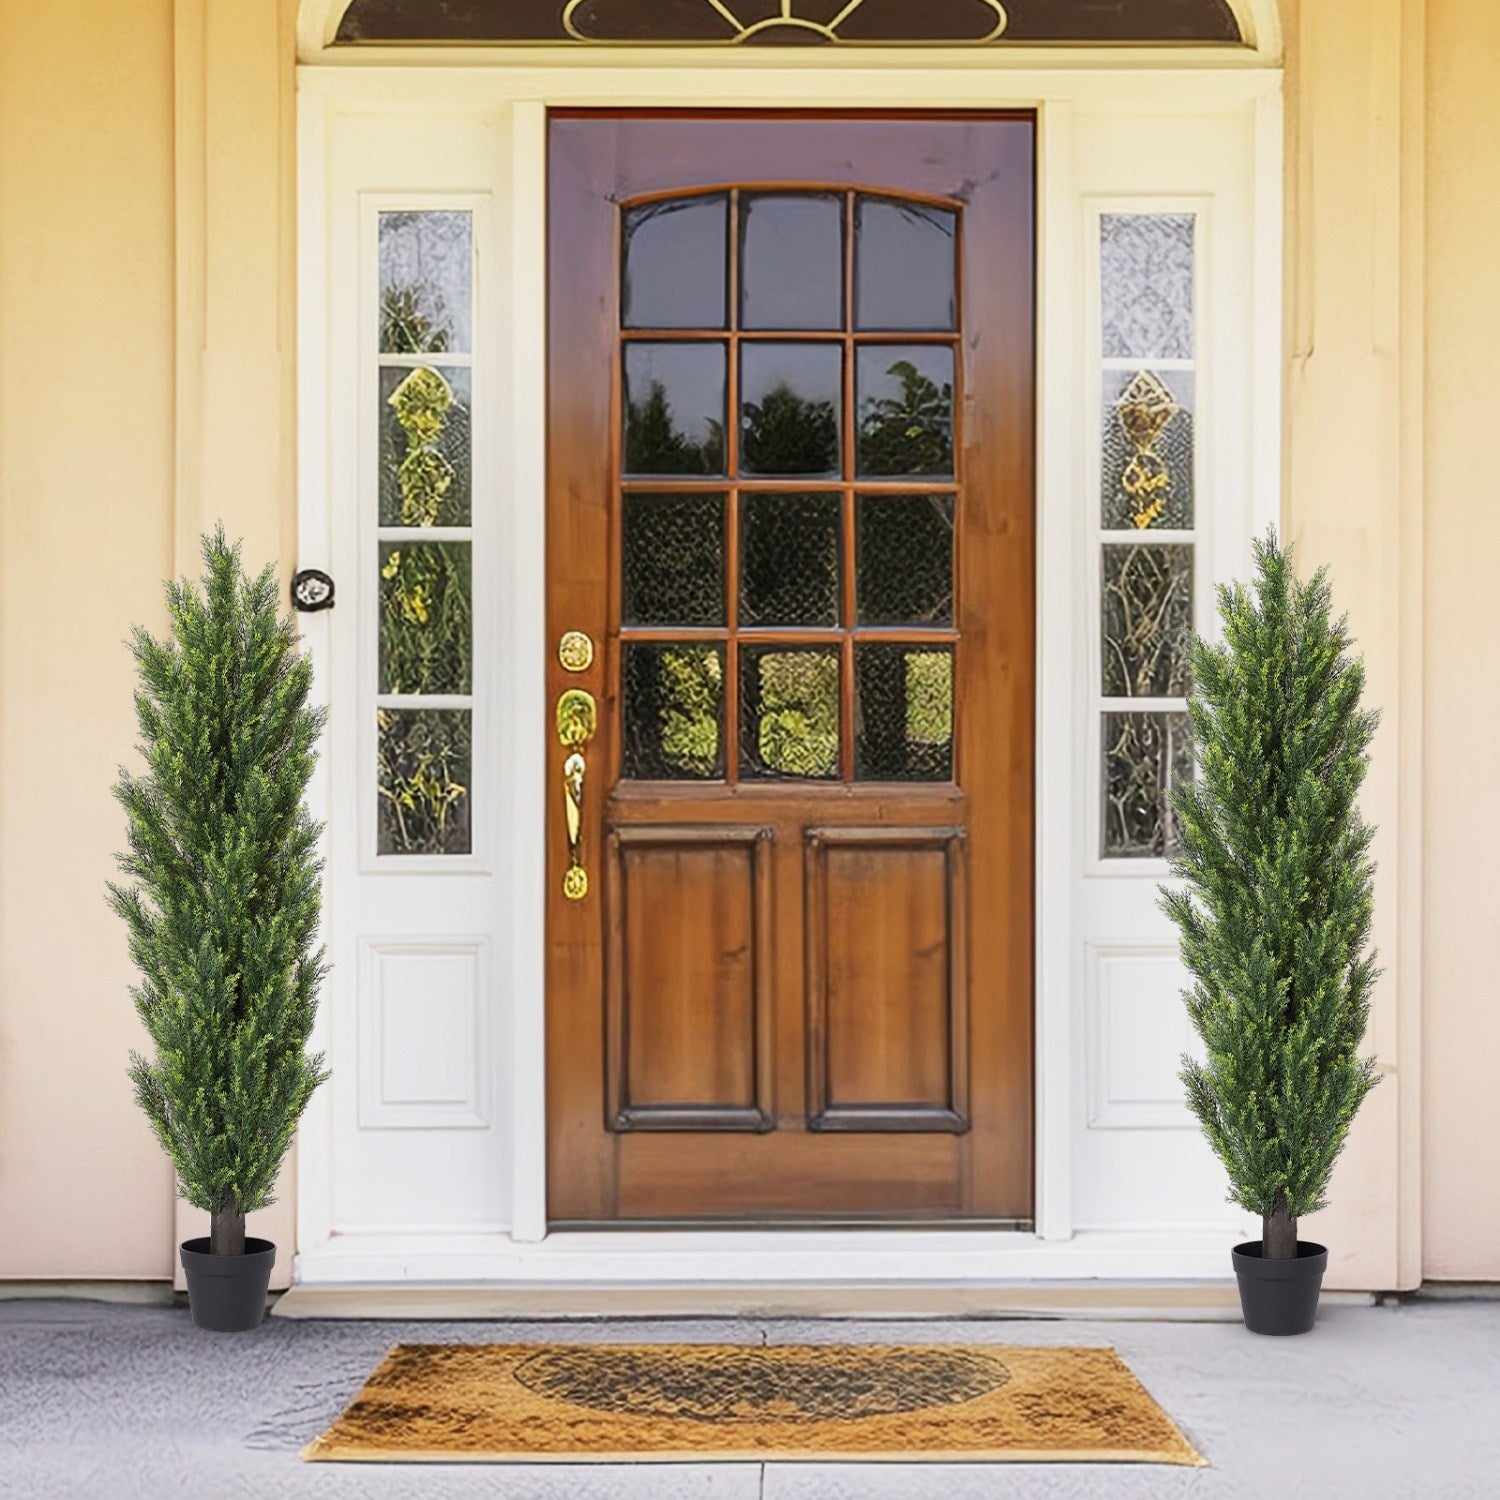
(607, 827, 773, 1131)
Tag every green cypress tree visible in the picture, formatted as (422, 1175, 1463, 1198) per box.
(110, 531, 329, 1257)
(1162, 531, 1381, 1260)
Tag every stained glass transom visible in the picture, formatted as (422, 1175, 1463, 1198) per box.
(336, 0, 1243, 47)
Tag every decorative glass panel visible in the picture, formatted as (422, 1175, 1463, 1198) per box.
(623, 342, 727, 475)
(379, 543, 473, 695)
(1102, 711, 1192, 860)
(1102, 369, 1195, 530)
(855, 645, 954, 782)
(856, 345, 955, 478)
(740, 194, 844, 332)
(338, 1, 1243, 47)
(377, 709, 472, 856)
(740, 493, 842, 628)
(623, 195, 729, 330)
(622, 644, 726, 780)
(1102, 545, 1194, 698)
(379, 366, 472, 528)
(379, 211, 472, 354)
(856, 493, 955, 626)
(741, 648, 840, 781)
(1100, 213, 1195, 361)
(740, 344, 842, 478)
(622, 493, 726, 627)
(855, 197, 958, 333)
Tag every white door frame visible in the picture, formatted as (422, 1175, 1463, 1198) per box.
(294, 57, 1282, 1287)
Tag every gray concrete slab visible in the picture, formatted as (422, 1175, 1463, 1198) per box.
(0, 1298, 1494, 1500)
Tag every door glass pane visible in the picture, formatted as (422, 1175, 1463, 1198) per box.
(740, 493, 842, 628)
(1103, 369, 1195, 530)
(740, 648, 841, 781)
(622, 644, 726, 780)
(379, 542, 473, 695)
(622, 493, 726, 627)
(379, 210, 472, 354)
(1102, 711, 1192, 859)
(740, 193, 844, 331)
(379, 366, 472, 528)
(855, 197, 958, 332)
(623, 195, 729, 330)
(377, 708, 472, 856)
(1101, 544, 1194, 698)
(855, 645, 954, 782)
(740, 343, 842, 478)
(1100, 212, 1195, 361)
(856, 493, 955, 626)
(623, 341, 727, 475)
(856, 345, 955, 478)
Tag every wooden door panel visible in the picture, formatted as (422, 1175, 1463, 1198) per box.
(548, 113, 1035, 1225)
(607, 827, 773, 1132)
(807, 830, 968, 1132)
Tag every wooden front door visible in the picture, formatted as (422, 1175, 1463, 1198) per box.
(547, 113, 1034, 1225)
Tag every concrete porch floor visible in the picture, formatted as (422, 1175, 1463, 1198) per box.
(0, 1297, 1494, 1499)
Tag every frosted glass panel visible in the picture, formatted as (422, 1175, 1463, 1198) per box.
(379, 211, 473, 354)
(1100, 213, 1195, 362)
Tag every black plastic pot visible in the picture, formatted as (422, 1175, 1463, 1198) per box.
(1231, 1240, 1328, 1335)
(180, 1237, 276, 1332)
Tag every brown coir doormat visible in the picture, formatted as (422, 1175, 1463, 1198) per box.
(302, 1343, 1204, 1465)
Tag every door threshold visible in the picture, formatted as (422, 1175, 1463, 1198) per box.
(273, 1280, 1306, 1323)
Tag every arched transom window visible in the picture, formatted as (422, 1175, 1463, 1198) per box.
(334, 0, 1246, 47)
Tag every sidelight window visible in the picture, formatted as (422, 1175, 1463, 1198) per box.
(1097, 212, 1199, 861)
(374, 209, 477, 856)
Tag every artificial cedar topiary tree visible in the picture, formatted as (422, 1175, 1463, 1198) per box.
(110, 531, 329, 1257)
(1162, 531, 1381, 1262)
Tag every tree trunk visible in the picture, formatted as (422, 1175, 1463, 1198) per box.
(1262, 1203, 1298, 1261)
(210, 1200, 246, 1257)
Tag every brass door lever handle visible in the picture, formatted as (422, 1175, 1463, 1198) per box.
(557, 690, 597, 901)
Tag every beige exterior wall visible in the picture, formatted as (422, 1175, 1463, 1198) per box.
(0, 0, 1492, 1285)
(1420, 0, 1500, 1282)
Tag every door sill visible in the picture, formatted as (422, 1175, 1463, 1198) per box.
(550, 1218, 1035, 1232)
(292, 1225, 1254, 1288)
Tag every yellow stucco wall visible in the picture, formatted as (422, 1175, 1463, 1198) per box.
(0, 0, 1492, 1285)
(0, 1, 178, 1278)
(1420, 0, 1500, 1282)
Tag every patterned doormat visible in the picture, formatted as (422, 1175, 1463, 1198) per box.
(302, 1343, 1204, 1465)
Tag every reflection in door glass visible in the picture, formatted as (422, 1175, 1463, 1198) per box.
(740, 493, 842, 628)
(855, 197, 957, 332)
(854, 645, 954, 782)
(623, 342, 727, 475)
(622, 195, 729, 330)
(741, 648, 841, 781)
(740, 193, 845, 330)
(856, 493, 955, 626)
(622, 493, 727, 628)
(622, 644, 726, 780)
(856, 345, 955, 478)
(740, 343, 843, 477)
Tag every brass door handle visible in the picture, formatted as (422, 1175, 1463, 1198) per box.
(557, 690, 597, 901)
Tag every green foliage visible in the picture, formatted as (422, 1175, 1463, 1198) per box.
(377, 708, 472, 856)
(857, 360, 953, 476)
(658, 648, 723, 776)
(1162, 531, 1380, 1229)
(379, 543, 473, 696)
(626, 382, 725, 475)
(110, 531, 329, 1223)
(756, 652, 839, 778)
(381, 283, 450, 356)
(741, 384, 838, 475)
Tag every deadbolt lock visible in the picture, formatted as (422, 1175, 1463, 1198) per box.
(558, 630, 595, 674)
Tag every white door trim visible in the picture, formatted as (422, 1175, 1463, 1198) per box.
(295, 61, 1281, 1286)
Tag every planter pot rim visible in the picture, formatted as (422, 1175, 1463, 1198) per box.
(180, 1236, 277, 1273)
(1232, 1240, 1328, 1281)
